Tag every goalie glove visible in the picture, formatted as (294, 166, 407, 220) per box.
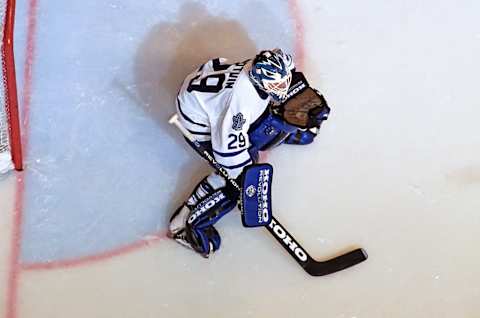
(274, 71, 330, 129)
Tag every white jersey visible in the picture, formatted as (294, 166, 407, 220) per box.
(176, 58, 270, 178)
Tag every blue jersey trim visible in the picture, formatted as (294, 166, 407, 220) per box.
(221, 158, 252, 169)
(178, 97, 208, 128)
(187, 128, 211, 136)
(213, 148, 246, 157)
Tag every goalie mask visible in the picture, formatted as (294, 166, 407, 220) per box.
(249, 49, 295, 102)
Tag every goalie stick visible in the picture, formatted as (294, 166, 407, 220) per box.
(169, 114, 367, 276)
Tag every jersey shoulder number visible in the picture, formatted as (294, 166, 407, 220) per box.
(187, 58, 249, 94)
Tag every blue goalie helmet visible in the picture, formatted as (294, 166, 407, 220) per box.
(249, 48, 295, 102)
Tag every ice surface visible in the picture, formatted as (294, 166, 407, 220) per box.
(19, 0, 295, 263)
(1, 0, 480, 317)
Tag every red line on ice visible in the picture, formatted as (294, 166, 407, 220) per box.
(257, 0, 305, 164)
(5, 0, 39, 317)
(22, 232, 167, 271)
(10, 0, 305, 286)
(289, 0, 305, 69)
(19, 0, 306, 272)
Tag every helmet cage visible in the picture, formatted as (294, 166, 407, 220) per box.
(250, 49, 293, 102)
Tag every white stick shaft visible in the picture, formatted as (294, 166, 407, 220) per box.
(168, 114, 196, 142)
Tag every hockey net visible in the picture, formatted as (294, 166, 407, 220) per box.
(0, 0, 22, 173)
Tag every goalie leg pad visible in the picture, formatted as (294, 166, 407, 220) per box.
(169, 173, 238, 256)
(189, 225, 221, 256)
(186, 189, 236, 255)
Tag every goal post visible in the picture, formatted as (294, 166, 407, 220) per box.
(0, 0, 22, 173)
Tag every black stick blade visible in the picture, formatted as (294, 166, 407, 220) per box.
(304, 248, 368, 276)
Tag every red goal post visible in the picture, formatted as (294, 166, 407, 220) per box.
(0, 0, 22, 173)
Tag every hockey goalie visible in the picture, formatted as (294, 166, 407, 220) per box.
(168, 48, 330, 258)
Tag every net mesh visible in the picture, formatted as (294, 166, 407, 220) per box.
(0, 0, 13, 173)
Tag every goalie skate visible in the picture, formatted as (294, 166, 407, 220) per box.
(168, 205, 214, 258)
